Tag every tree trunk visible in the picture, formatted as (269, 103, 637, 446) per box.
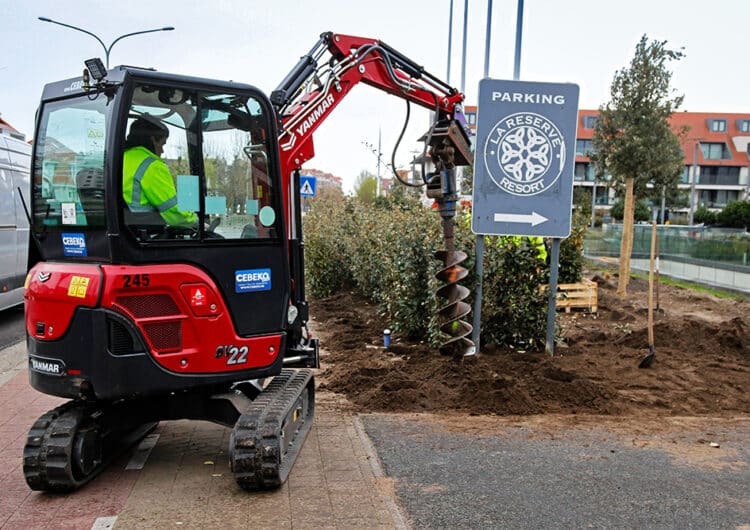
(617, 177, 635, 297)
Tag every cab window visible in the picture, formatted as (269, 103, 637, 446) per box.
(33, 96, 108, 230)
(124, 84, 278, 242)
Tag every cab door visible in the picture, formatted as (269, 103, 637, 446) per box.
(117, 77, 289, 336)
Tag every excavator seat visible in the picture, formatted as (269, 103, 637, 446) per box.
(76, 168, 105, 227)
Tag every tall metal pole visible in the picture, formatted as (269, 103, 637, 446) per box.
(460, 0, 469, 94)
(545, 237, 561, 355)
(471, 0, 493, 354)
(377, 127, 382, 197)
(39, 17, 174, 68)
(447, 0, 454, 83)
(591, 180, 597, 228)
(513, 0, 524, 80)
(689, 141, 699, 225)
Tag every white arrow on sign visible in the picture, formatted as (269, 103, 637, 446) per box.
(493, 211, 548, 227)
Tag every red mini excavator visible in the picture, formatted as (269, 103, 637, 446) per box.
(22, 32, 472, 492)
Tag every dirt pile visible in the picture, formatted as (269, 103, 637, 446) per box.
(312, 270, 750, 417)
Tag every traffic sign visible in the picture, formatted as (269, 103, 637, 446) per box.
(471, 79, 580, 238)
(300, 175, 317, 197)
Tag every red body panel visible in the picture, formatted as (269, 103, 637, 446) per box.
(25, 263, 101, 340)
(25, 263, 281, 375)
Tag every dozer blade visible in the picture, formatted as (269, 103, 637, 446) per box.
(229, 368, 315, 490)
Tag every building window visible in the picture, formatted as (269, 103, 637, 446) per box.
(699, 189, 739, 208)
(574, 162, 596, 181)
(709, 119, 727, 132)
(575, 139, 594, 157)
(738, 120, 750, 133)
(700, 142, 731, 160)
(466, 112, 477, 126)
(594, 187, 610, 205)
(698, 166, 740, 186)
(582, 115, 598, 129)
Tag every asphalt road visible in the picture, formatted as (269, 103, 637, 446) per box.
(362, 414, 750, 529)
(0, 304, 24, 350)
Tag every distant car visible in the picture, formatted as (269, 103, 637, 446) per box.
(0, 133, 30, 311)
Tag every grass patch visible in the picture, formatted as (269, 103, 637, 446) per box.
(584, 257, 746, 300)
(630, 272, 745, 300)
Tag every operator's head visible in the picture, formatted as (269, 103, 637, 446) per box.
(125, 118, 169, 155)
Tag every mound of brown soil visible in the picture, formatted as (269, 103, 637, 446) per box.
(311, 270, 750, 417)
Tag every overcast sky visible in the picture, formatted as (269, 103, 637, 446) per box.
(2, 0, 749, 192)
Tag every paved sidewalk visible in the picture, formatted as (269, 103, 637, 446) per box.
(0, 342, 405, 530)
(114, 402, 403, 529)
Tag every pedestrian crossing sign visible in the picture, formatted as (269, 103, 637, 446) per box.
(300, 175, 317, 197)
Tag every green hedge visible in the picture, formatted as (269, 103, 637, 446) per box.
(304, 193, 584, 351)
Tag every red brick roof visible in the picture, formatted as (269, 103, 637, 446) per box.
(576, 110, 750, 167)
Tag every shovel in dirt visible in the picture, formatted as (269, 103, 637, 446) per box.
(639, 222, 657, 368)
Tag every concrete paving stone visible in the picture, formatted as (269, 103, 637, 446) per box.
(287, 476, 327, 492)
(289, 498, 334, 518)
(333, 519, 397, 529)
(242, 520, 292, 530)
(323, 469, 365, 483)
(289, 522, 337, 530)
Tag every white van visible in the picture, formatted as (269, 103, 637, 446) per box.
(0, 133, 31, 311)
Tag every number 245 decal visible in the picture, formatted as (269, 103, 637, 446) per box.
(122, 274, 150, 288)
(215, 345, 248, 365)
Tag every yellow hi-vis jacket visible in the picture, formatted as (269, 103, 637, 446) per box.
(123, 146, 197, 228)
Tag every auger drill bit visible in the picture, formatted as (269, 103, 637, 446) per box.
(426, 140, 475, 359)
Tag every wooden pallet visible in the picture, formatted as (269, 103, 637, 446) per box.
(550, 279, 598, 313)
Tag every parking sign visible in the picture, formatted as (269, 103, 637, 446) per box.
(471, 79, 579, 237)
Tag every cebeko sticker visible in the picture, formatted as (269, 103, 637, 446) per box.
(61, 233, 87, 257)
(235, 268, 271, 293)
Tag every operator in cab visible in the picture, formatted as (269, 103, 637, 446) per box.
(123, 118, 197, 228)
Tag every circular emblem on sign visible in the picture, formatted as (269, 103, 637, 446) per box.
(483, 112, 565, 196)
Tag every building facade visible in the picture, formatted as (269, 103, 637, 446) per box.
(575, 110, 750, 215)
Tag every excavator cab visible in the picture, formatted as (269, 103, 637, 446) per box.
(24, 64, 316, 492)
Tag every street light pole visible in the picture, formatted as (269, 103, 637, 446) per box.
(689, 140, 700, 225)
(39, 17, 174, 68)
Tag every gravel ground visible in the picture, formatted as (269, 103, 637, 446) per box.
(361, 413, 750, 529)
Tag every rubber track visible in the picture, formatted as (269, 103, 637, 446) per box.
(230, 368, 314, 490)
(23, 401, 156, 492)
(23, 402, 97, 492)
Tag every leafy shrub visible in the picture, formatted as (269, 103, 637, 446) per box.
(479, 237, 548, 350)
(717, 200, 750, 229)
(558, 210, 587, 283)
(305, 193, 583, 351)
(303, 193, 354, 297)
(610, 199, 651, 222)
(693, 206, 717, 225)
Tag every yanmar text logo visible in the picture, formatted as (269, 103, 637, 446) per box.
(280, 93, 336, 152)
(29, 356, 66, 376)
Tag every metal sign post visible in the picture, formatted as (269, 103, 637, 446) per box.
(471, 78, 579, 355)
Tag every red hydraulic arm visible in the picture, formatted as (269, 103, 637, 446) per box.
(272, 32, 475, 359)
(271, 32, 471, 220)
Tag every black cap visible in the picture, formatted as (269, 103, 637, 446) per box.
(128, 117, 169, 140)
